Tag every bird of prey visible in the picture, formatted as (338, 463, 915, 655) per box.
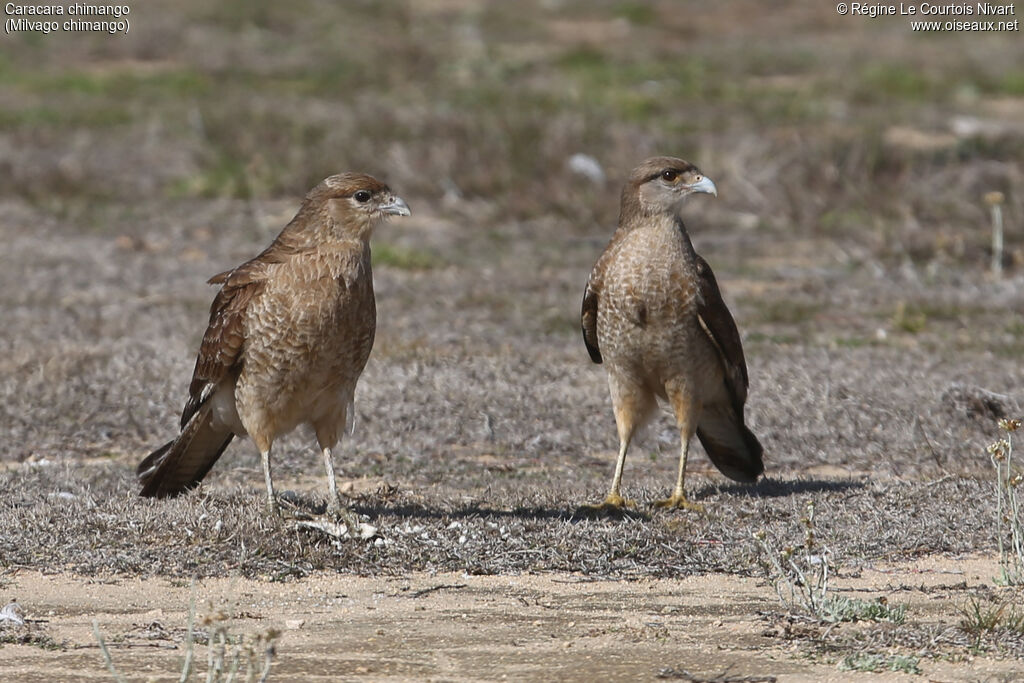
(138, 173, 410, 524)
(581, 156, 763, 511)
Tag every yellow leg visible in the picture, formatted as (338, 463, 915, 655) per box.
(653, 438, 704, 512)
(580, 437, 637, 512)
(654, 384, 705, 512)
(581, 379, 652, 513)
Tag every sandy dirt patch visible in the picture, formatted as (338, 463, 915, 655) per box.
(2, 554, 1021, 682)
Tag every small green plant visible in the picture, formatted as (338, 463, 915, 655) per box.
(754, 501, 833, 618)
(838, 653, 921, 674)
(987, 418, 1024, 585)
(821, 595, 906, 624)
(892, 301, 927, 334)
(613, 2, 657, 25)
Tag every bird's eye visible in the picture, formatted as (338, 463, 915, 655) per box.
(661, 170, 678, 182)
(354, 190, 371, 203)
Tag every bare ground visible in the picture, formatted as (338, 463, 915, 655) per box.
(2, 555, 1023, 682)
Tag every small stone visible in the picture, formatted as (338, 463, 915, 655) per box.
(567, 153, 605, 184)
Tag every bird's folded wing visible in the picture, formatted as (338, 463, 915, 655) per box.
(581, 279, 602, 364)
(694, 254, 749, 409)
(180, 263, 266, 428)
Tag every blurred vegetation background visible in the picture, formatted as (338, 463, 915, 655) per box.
(2, 0, 1021, 266)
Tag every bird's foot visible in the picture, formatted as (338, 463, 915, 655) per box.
(652, 492, 705, 513)
(264, 498, 281, 517)
(575, 493, 636, 518)
(602, 492, 636, 509)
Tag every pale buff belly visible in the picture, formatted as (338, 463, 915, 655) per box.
(598, 236, 725, 400)
(231, 285, 374, 442)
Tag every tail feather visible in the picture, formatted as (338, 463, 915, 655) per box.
(695, 403, 764, 483)
(138, 401, 234, 498)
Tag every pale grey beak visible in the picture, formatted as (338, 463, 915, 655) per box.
(380, 196, 411, 216)
(687, 176, 718, 197)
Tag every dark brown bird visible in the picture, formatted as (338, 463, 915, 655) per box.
(138, 173, 410, 523)
(581, 156, 763, 511)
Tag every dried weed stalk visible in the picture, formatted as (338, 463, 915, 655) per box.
(754, 501, 833, 619)
(988, 418, 1024, 585)
(985, 191, 1005, 279)
(93, 584, 279, 683)
(754, 502, 907, 624)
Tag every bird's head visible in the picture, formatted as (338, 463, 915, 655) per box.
(621, 156, 717, 222)
(307, 173, 411, 241)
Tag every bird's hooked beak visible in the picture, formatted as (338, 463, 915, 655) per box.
(685, 175, 718, 198)
(379, 195, 411, 217)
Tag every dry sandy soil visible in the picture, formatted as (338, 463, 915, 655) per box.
(2, 555, 1022, 682)
(2, 1, 1024, 681)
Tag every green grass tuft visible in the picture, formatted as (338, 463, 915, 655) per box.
(856, 63, 935, 102)
(613, 3, 657, 25)
(958, 596, 1024, 641)
(372, 244, 440, 270)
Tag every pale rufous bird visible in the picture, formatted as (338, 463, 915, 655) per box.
(138, 173, 410, 526)
(581, 157, 763, 511)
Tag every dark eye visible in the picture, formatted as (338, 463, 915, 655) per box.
(661, 169, 678, 182)
(354, 190, 371, 203)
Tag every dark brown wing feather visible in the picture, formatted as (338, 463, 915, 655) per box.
(138, 401, 235, 497)
(692, 254, 763, 482)
(694, 254, 748, 411)
(581, 280, 602, 364)
(181, 234, 316, 426)
(140, 262, 261, 497)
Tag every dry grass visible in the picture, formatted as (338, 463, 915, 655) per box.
(93, 585, 279, 682)
(0, 0, 1021, 583)
(0, 465, 1000, 579)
